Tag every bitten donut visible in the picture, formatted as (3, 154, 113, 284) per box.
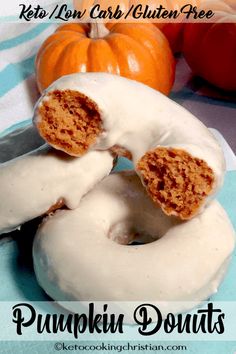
(33, 172, 235, 312)
(0, 145, 114, 234)
(33, 73, 225, 220)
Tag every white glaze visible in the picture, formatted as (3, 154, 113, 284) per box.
(33, 172, 235, 308)
(34, 73, 226, 203)
(0, 146, 113, 234)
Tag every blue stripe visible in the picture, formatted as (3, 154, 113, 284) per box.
(0, 55, 35, 97)
(0, 15, 20, 22)
(0, 119, 31, 138)
(0, 24, 52, 51)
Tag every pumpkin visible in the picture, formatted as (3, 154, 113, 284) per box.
(183, 1, 236, 91)
(35, 23, 175, 94)
(155, 23, 185, 53)
(154, 0, 200, 53)
(73, 0, 197, 54)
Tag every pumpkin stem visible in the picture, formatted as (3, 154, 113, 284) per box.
(89, 22, 110, 39)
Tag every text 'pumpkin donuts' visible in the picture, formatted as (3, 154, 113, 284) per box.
(34, 73, 225, 220)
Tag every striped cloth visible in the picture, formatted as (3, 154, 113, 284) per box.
(0, 23, 57, 134)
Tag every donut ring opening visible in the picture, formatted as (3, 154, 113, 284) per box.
(37, 90, 102, 156)
(137, 147, 215, 220)
(108, 220, 159, 246)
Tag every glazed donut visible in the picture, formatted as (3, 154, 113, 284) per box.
(0, 146, 113, 234)
(33, 172, 235, 312)
(33, 73, 225, 220)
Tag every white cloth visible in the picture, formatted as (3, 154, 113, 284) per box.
(0, 23, 57, 133)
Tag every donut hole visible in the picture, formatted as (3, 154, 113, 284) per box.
(37, 90, 102, 156)
(108, 220, 158, 245)
(137, 147, 215, 220)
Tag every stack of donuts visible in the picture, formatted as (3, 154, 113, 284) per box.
(0, 73, 235, 313)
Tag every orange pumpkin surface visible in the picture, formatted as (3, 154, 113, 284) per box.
(183, 1, 236, 91)
(73, 0, 195, 54)
(155, 23, 185, 53)
(73, 0, 198, 54)
(36, 23, 175, 94)
(153, 0, 198, 54)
